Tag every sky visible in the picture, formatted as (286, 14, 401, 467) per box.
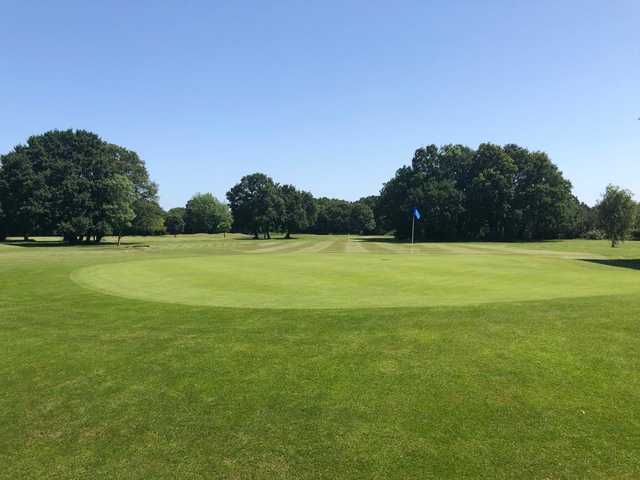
(1, 0, 638, 209)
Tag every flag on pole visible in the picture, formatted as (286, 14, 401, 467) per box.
(413, 207, 422, 220)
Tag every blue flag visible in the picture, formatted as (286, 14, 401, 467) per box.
(413, 207, 421, 220)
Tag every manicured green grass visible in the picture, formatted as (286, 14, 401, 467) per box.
(1, 235, 640, 479)
(74, 251, 638, 309)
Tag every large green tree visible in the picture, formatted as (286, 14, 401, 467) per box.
(279, 185, 316, 238)
(101, 175, 136, 246)
(0, 171, 6, 241)
(312, 198, 353, 234)
(0, 130, 158, 243)
(596, 185, 636, 247)
(357, 195, 387, 234)
(378, 143, 577, 241)
(165, 207, 186, 236)
(504, 144, 574, 240)
(184, 193, 232, 234)
(0, 149, 48, 240)
(467, 144, 517, 240)
(350, 202, 376, 234)
(379, 145, 471, 241)
(129, 198, 165, 235)
(227, 173, 283, 239)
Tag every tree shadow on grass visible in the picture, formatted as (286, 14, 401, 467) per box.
(354, 236, 405, 243)
(234, 236, 292, 241)
(7, 240, 147, 248)
(582, 259, 640, 271)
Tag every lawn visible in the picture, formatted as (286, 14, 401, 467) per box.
(1, 235, 640, 479)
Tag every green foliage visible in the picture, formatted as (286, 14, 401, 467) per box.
(279, 184, 316, 238)
(130, 199, 166, 235)
(1, 132, 631, 246)
(226, 173, 283, 238)
(379, 143, 575, 241)
(308, 198, 376, 234)
(596, 184, 636, 247)
(0, 148, 48, 239)
(184, 193, 232, 234)
(165, 207, 185, 236)
(0, 130, 158, 243)
(102, 175, 136, 245)
(0, 167, 8, 241)
(350, 202, 376, 234)
(312, 198, 352, 234)
(358, 195, 387, 233)
(226, 176, 375, 237)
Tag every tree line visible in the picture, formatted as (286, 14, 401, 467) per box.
(1, 130, 638, 245)
(165, 173, 377, 238)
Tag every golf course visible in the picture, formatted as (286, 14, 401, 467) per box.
(2, 234, 640, 478)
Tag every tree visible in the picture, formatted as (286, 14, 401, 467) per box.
(101, 175, 136, 247)
(358, 195, 387, 234)
(350, 202, 376, 234)
(467, 143, 517, 240)
(505, 145, 574, 240)
(0, 149, 48, 240)
(633, 203, 640, 240)
(379, 145, 471, 241)
(0, 130, 158, 243)
(279, 184, 316, 238)
(307, 198, 379, 235)
(378, 143, 577, 241)
(312, 198, 353, 234)
(130, 198, 165, 235)
(0, 202, 6, 242)
(596, 185, 636, 247)
(0, 167, 8, 241)
(226, 173, 283, 239)
(184, 193, 232, 234)
(165, 208, 185, 236)
(579, 203, 600, 237)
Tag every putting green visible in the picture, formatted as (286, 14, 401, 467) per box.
(71, 253, 640, 309)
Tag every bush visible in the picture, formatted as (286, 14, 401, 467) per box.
(581, 229, 605, 240)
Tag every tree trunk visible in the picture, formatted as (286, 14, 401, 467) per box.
(117, 235, 122, 247)
(23, 235, 29, 241)
(266, 231, 271, 239)
(285, 230, 291, 239)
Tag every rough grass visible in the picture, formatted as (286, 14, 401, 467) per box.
(1, 235, 640, 479)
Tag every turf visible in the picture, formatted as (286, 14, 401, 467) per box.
(1, 235, 640, 479)
(74, 251, 639, 309)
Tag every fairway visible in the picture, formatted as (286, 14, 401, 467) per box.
(2, 235, 640, 479)
(74, 251, 637, 308)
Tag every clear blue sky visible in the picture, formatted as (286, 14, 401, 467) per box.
(2, 0, 638, 208)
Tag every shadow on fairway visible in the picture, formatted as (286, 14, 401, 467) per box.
(582, 259, 640, 271)
(354, 236, 406, 243)
(7, 240, 147, 248)
(356, 238, 589, 245)
(234, 236, 296, 241)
